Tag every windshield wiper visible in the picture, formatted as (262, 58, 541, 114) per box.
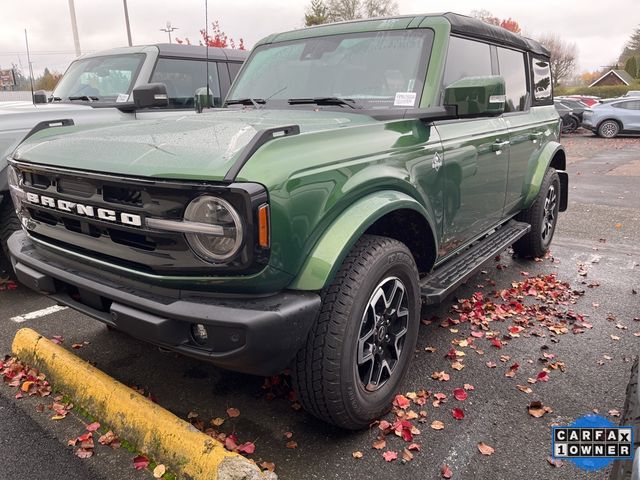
(287, 97, 360, 109)
(225, 98, 266, 108)
(68, 95, 99, 102)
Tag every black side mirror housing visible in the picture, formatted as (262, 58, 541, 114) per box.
(33, 90, 48, 104)
(132, 83, 169, 109)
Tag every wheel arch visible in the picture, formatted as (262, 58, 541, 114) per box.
(288, 190, 437, 291)
(522, 141, 567, 210)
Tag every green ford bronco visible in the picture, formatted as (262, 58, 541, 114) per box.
(7, 13, 567, 429)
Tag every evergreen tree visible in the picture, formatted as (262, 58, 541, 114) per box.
(305, 0, 329, 26)
(624, 56, 638, 79)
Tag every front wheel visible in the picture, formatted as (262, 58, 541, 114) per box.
(293, 235, 420, 429)
(513, 168, 560, 259)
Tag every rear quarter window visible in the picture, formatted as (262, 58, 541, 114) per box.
(531, 56, 552, 105)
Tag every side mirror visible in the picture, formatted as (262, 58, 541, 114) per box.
(444, 75, 505, 117)
(132, 83, 169, 109)
(33, 90, 48, 104)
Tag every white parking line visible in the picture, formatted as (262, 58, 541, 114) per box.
(10, 305, 67, 323)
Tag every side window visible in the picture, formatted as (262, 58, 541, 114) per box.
(151, 58, 221, 108)
(228, 63, 242, 81)
(442, 36, 492, 87)
(614, 100, 640, 110)
(497, 47, 528, 112)
(531, 57, 552, 105)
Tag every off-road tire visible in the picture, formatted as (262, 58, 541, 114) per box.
(0, 198, 20, 262)
(513, 168, 560, 259)
(598, 119, 620, 138)
(609, 357, 639, 480)
(293, 235, 420, 430)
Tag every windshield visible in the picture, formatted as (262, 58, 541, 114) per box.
(227, 29, 434, 110)
(52, 53, 145, 102)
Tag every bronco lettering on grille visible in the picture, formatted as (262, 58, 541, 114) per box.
(25, 192, 142, 227)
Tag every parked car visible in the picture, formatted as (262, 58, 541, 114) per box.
(554, 101, 580, 133)
(6, 13, 567, 429)
(582, 98, 640, 137)
(554, 98, 588, 122)
(562, 95, 601, 107)
(623, 90, 640, 97)
(0, 43, 247, 261)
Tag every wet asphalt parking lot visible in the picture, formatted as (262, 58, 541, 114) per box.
(0, 132, 638, 480)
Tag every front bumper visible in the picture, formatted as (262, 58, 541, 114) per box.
(8, 231, 321, 376)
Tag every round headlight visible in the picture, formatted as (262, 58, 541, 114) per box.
(184, 196, 243, 262)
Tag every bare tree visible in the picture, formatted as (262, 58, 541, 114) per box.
(306, 0, 397, 23)
(537, 34, 577, 87)
(361, 0, 399, 18)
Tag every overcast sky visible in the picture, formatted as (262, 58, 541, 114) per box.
(0, 0, 636, 77)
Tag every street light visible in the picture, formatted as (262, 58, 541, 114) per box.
(160, 21, 178, 44)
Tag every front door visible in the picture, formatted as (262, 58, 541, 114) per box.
(434, 117, 510, 258)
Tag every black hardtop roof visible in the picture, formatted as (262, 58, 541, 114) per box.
(155, 43, 248, 62)
(263, 12, 549, 57)
(443, 13, 549, 57)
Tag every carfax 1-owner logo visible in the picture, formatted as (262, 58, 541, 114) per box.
(552, 414, 635, 471)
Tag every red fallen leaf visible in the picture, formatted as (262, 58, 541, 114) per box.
(14, 391, 23, 399)
(260, 461, 276, 472)
(75, 448, 93, 459)
(408, 443, 421, 451)
(378, 420, 392, 431)
(537, 371, 550, 382)
(446, 348, 458, 360)
(434, 393, 447, 401)
(236, 442, 256, 454)
(463, 384, 475, 391)
(133, 455, 149, 470)
(393, 394, 410, 410)
(80, 437, 94, 450)
(453, 388, 467, 401)
(286, 440, 298, 449)
(477, 442, 495, 455)
(486, 361, 497, 368)
(547, 456, 563, 467)
(491, 338, 502, 349)
(372, 438, 386, 450)
(77, 432, 92, 442)
(86, 422, 100, 432)
(432, 371, 450, 381)
(226, 407, 240, 418)
(51, 336, 64, 345)
(470, 331, 484, 338)
(505, 363, 520, 378)
(441, 463, 453, 478)
(225, 434, 239, 451)
(98, 431, 120, 448)
(452, 408, 465, 420)
(382, 450, 398, 462)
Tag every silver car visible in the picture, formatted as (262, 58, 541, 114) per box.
(582, 98, 640, 138)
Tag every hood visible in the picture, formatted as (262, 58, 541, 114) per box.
(14, 109, 377, 181)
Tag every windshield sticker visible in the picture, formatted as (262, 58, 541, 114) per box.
(116, 93, 129, 103)
(394, 92, 416, 107)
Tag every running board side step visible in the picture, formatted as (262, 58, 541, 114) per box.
(420, 220, 531, 305)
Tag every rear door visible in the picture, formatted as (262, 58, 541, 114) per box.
(497, 46, 540, 214)
(435, 36, 510, 258)
(614, 100, 640, 130)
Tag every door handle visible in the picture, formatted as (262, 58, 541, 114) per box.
(530, 132, 544, 141)
(492, 140, 510, 152)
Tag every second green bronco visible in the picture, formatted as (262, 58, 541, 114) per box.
(7, 13, 567, 429)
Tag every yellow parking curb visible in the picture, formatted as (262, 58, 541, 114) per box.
(12, 328, 276, 480)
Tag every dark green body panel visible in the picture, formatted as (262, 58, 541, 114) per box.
(11, 15, 563, 295)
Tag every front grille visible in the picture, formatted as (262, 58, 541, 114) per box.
(12, 161, 268, 275)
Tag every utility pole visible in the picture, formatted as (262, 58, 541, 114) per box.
(160, 21, 178, 44)
(67, 0, 81, 56)
(123, 0, 133, 46)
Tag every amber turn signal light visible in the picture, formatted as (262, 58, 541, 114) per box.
(258, 204, 270, 248)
